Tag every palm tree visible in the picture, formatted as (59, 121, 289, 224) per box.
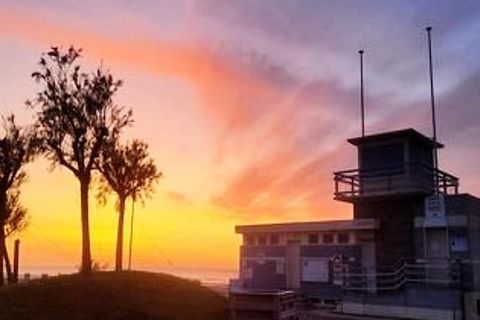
(96, 139, 160, 271)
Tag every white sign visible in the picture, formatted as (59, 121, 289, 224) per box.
(425, 194, 445, 219)
(301, 258, 329, 282)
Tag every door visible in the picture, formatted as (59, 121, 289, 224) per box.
(426, 228, 448, 259)
(425, 227, 449, 281)
(286, 240, 301, 290)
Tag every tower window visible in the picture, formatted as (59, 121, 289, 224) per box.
(323, 233, 334, 244)
(361, 143, 404, 173)
(308, 234, 319, 244)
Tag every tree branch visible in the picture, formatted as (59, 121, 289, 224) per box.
(86, 133, 104, 173)
(49, 141, 79, 176)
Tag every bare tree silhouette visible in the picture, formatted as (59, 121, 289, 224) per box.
(96, 139, 160, 271)
(4, 189, 29, 283)
(0, 115, 38, 285)
(28, 46, 132, 274)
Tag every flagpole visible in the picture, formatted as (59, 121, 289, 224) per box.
(359, 50, 365, 137)
(426, 26, 439, 192)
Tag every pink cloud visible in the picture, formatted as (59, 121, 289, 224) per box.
(0, 7, 355, 221)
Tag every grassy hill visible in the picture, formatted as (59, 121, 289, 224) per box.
(0, 271, 228, 320)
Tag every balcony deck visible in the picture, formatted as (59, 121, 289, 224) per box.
(334, 163, 459, 202)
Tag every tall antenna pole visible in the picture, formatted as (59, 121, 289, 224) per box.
(359, 50, 365, 137)
(426, 26, 439, 190)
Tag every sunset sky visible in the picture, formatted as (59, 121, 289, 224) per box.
(0, 0, 479, 276)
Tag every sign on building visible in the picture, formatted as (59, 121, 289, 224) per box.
(424, 194, 447, 227)
(425, 194, 445, 218)
(301, 258, 329, 282)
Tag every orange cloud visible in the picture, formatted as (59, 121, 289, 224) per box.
(0, 7, 352, 222)
(0, 8, 277, 131)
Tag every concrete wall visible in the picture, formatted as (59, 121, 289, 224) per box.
(241, 246, 287, 290)
(240, 244, 362, 297)
(465, 291, 480, 320)
(445, 194, 480, 290)
(468, 211, 480, 290)
(355, 197, 424, 266)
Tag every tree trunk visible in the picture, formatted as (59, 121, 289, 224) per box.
(3, 241, 12, 284)
(80, 177, 92, 274)
(0, 225, 4, 286)
(0, 191, 6, 286)
(115, 197, 126, 271)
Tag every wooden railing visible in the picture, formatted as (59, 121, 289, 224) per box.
(334, 162, 458, 201)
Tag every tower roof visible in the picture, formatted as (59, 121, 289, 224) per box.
(347, 128, 443, 148)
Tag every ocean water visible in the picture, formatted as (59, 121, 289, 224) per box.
(19, 265, 237, 285)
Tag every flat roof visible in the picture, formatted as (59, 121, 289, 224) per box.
(229, 288, 296, 296)
(235, 218, 379, 234)
(347, 128, 444, 148)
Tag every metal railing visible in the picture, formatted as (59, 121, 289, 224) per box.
(342, 259, 463, 292)
(334, 162, 459, 200)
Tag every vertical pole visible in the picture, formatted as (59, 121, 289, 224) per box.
(359, 50, 365, 137)
(426, 26, 439, 192)
(128, 197, 135, 271)
(13, 239, 19, 283)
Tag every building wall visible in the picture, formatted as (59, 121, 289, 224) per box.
(465, 292, 480, 320)
(354, 197, 424, 266)
(241, 246, 286, 290)
(239, 242, 362, 297)
(445, 194, 480, 290)
(463, 196, 480, 291)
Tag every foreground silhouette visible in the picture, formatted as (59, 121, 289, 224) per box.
(0, 272, 227, 320)
(28, 46, 133, 274)
(96, 139, 160, 271)
(0, 116, 39, 285)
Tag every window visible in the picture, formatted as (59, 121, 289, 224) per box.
(258, 234, 267, 245)
(338, 233, 350, 244)
(276, 260, 285, 274)
(450, 234, 468, 252)
(361, 143, 404, 174)
(308, 234, 319, 244)
(270, 234, 279, 245)
(322, 233, 334, 244)
(245, 235, 254, 246)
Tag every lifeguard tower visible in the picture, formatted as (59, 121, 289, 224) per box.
(229, 27, 480, 320)
(231, 128, 480, 320)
